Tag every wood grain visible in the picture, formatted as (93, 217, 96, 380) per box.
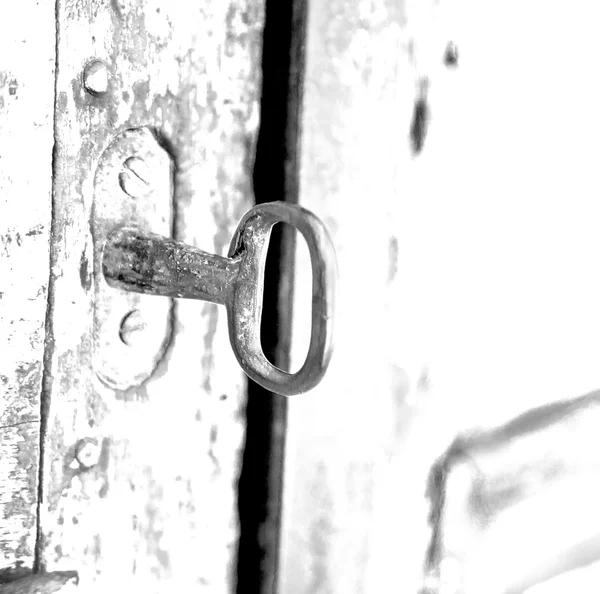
(0, 0, 55, 576)
(280, 0, 600, 592)
(39, 1, 264, 590)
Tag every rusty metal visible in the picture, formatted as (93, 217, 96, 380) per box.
(102, 201, 337, 396)
(423, 389, 600, 594)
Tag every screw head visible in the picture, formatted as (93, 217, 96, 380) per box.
(75, 438, 101, 469)
(83, 59, 109, 96)
(119, 157, 152, 199)
(119, 309, 147, 346)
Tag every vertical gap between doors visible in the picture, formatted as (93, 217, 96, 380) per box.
(236, 0, 307, 592)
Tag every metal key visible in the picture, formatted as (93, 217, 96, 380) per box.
(102, 201, 337, 396)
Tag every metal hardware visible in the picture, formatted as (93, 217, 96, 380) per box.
(102, 201, 337, 396)
(74, 438, 101, 469)
(82, 59, 109, 96)
(423, 389, 600, 594)
(119, 157, 152, 199)
(92, 127, 173, 391)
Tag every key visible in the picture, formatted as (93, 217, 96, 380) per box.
(102, 201, 337, 396)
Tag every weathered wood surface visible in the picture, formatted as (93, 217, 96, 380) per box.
(39, 1, 264, 590)
(0, 0, 55, 578)
(280, 0, 600, 592)
(1, 571, 78, 594)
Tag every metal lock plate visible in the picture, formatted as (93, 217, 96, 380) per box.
(92, 127, 173, 391)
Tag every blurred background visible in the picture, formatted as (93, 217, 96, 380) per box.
(258, 1, 600, 593)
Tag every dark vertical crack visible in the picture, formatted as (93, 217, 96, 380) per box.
(236, 0, 307, 592)
(34, 0, 61, 573)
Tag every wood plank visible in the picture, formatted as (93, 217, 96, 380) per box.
(280, 0, 600, 592)
(39, 1, 264, 590)
(0, 0, 55, 577)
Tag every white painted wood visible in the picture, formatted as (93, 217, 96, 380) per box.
(280, 0, 600, 592)
(0, 0, 55, 576)
(37, 1, 264, 590)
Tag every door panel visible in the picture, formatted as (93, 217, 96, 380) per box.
(0, 0, 55, 578)
(281, 0, 600, 592)
(34, 0, 264, 590)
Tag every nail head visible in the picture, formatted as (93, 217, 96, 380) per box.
(83, 59, 109, 96)
(75, 439, 101, 469)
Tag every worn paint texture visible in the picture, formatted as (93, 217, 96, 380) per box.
(280, 0, 600, 592)
(38, 0, 264, 591)
(1, 571, 78, 594)
(0, 0, 55, 576)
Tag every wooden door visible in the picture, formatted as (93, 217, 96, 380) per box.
(1, 0, 265, 591)
(0, 0, 56, 583)
(4, 0, 600, 593)
(279, 0, 600, 593)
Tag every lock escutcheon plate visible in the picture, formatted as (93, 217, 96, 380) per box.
(92, 127, 173, 391)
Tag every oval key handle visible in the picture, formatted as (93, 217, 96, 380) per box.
(102, 202, 337, 396)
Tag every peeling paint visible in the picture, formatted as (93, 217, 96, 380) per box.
(0, 0, 55, 573)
